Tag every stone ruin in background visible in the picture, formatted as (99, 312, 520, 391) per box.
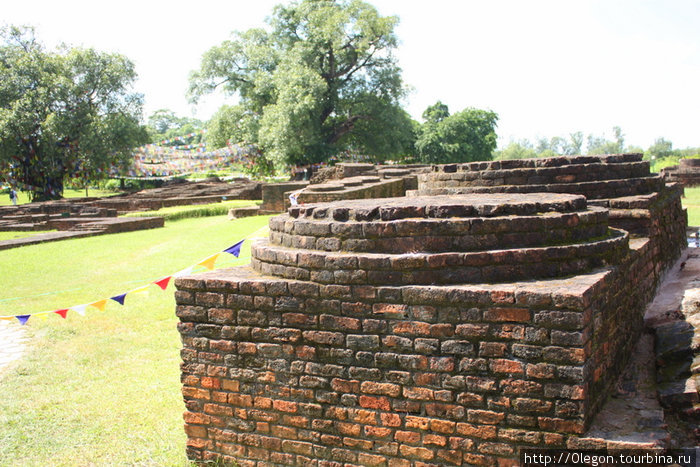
(661, 158, 700, 188)
(175, 153, 687, 465)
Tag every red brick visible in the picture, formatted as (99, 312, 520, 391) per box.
(526, 363, 556, 379)
(185, 424, 207, 438)
(360, 395, 391, 411)
(350, 408, 377, 425)
(537, 416, 585, 434)
(221, 379, 239, 392)
(228, 394, 253, 407)
(343, 437, 373, 450)
(405, 416, 430, 430)
(399, 445, 435, 461)
(358, 453, 388, 467)
(254, 397, 273, 409)
(380, 412, 402, 427)
(272, 425, 298, 439)
(437, 449, 463, 466)
(430, 419, 456, 434)
(361, 381, 401, 397)
(331, 378, 360, 393)
(320, 314, 360, 331)
(489, 358, 525, 374)
(365, 426, 393, 438)
(295, 345, 316, 359)
(211, 391, 227, 403)
(373, 303, 409, 318)
(336, 421, 361, 436)
(183, 411, 210, 424)
(204, 403, 233, 417)
(490, 290, 515, 304)
(392, 321, 431, 336)
(282, 415, 309, 427)
(467, 409, 505, 425)
(483, 307, 530, 322)
(424, 434, 447, 446)
(403, 387, 434, 400)
(281, 439, 313, 455)
(395, 430, 421, 444)
(273, 399, 298, 413)
(182, 386, 210, 400)
(456, 422, 497, 439)
(430, 357, 455, 372)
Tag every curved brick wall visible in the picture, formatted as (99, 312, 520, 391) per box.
(253, 194, 628, 286)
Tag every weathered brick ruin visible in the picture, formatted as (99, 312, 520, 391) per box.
(175, 154, 687, 465)
(661, 158, 700, 188)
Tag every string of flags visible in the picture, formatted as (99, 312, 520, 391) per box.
(0, 239, 245, 325)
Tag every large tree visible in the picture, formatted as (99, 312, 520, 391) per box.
(415, 102, 498, 164)
(190, 0, 411, 166)
(0, 26, 147, 201)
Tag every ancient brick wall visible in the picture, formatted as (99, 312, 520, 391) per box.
(412, 153, 687, 278)
(175, 193, 661, 465)
(261, 182, 310, 213)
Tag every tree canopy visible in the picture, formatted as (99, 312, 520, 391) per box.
(191, 0, 412, 166)
(415, 102, 498, 164)
(0, 26, 147, 200)
(146, 109, 204, 145)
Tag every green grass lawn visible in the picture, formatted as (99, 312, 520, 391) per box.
(683, 186, 700, 227)
(0, 231, 57, 241)
(0, 188, 118, 206)
(122, 199, 262, 221)
(0, 214, 272, 466)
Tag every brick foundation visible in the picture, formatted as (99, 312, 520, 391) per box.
(176, 189, 669, 465)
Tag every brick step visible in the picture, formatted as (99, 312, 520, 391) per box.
(441, 152, 643, 172)
(410, 176, 665, 200)
(419, 161, 651, 187)
(270, 208, 608, 254)
(251, 228, 629, 285)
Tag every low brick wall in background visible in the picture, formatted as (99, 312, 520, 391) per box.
(175, 192, 665, 465)
(261, 182, 310, 213)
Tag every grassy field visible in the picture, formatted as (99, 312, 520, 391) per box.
(0, 213, 272, 466)
(683, 186, 700, 226)
(0, 188, 118, 206)
(122, 199, 261, 221)
(0, 231, 57, 241)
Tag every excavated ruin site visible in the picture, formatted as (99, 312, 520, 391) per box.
(175, 154, 693, 465)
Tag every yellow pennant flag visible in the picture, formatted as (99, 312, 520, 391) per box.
(130, 285, 150, 296)
(197, 253, 221, 270)
(89, 299, 107, 312)
(0, 316, 14, 321)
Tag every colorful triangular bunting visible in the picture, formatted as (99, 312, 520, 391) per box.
(89, 299, 107, 312)
(71, 304, 87, 316)
(223, 240, 244, 257)
(197, 253, 221, 270)
(16, 315, 30, 325)
(153, 276, 171, 290)
(110, 293, 127, 306)
(54, 309, 68, 319)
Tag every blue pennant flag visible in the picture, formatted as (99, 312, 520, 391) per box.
(223, 240, 244, 257)
(16, 315, 30, 325)
(110, 293, 127, 306)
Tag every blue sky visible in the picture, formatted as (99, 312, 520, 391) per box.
(4, 0, 699, 149)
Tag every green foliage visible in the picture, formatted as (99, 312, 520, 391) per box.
(190, 0, 407, 166)
(587, 126, 624, 154)
(0, 26, 148, 201)
(146, 108, 204, 145)
(495, 140, 538, 160)
(415, 103, 498, 164)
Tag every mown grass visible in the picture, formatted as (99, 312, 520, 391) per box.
(0, 214, 272, 466)
(683, 186, 700, 227)
(122, 199, 261, 221)
(0, 188, 119, 207)
(0, 231, 57, 241)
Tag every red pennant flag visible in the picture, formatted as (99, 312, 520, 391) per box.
(54, 309, 68, 319)
(153, 276, 171, 290)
